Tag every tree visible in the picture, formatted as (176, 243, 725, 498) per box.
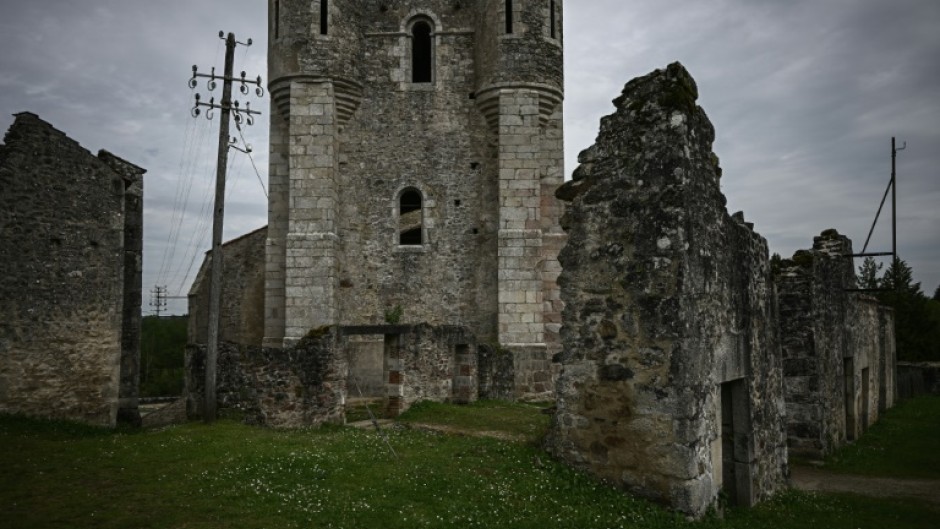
(877, 258, 939, 362)
(933, 284, 940, 302)
(857, 256, 883, 290)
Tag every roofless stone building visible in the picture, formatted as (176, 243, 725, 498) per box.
(0, 113, 145, 427)
(546, 64, 788, 517)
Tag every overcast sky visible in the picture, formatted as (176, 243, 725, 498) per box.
(1, 0, 937, 315)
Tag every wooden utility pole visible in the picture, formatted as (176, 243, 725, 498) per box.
(190, 31, 263, 422)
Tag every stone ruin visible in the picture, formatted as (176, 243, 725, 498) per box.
(546, 63, 788, 516)
(0, 113, 145, 427)
(775, 230, 896, 457)
(185, 324, 477, 426)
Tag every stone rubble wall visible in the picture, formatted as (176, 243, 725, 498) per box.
(186, 327, 348, 428)
(0, 113, 144, 427)
(546, 63, 787, 517)
(185, 323, 476, 427)
(775, 231, 897, 457)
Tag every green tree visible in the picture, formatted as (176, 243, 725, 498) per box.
(933, 284, 940, 302)
(857, 256, 883, 290)
(140, 315, 188, 396)
(877, 258, 939, 362)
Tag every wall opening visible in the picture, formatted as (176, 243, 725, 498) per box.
(861, 367, 871, 432)
(844, 358, 856, 441)
(506, 0, 514, 34)
(720, 379, 753, 507)
(320, 0, 329, 35)
(453, 344, 472, 403)
(549, 0, 556, 38)
(411, 21, 433, 83)
(274, 0, 280, 39)
(399, 188, 423, 245)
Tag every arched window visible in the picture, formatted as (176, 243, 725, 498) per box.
(399, 189, 423, 245)
(411, 21, 433, 83)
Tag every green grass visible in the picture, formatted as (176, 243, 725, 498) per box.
(822, 395, 940, 479)
(397, 399, 551, 444)
(1, 400, 938, 529)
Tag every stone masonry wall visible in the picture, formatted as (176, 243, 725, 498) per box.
(0, 113, 144, 427)
(186, 323, 476, 427)
(547, 64, 787, 517)
(186, 327, 347, 428)
(775, 231, 897, 457)
(262, 1, 565, 402)
(189, 227, 267, 347)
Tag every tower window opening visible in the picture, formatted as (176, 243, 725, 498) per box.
(320, 0, 329, 35)
(274, 0, 280, 39)
(506, 0, 514, 34)
(550, 0, 556, 38)
(411, 21, 433, 83)
(399, 189, 423, 245)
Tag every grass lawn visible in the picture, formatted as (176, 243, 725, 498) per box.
(1, 399, 938, 529)
(822, 395, 940, 479)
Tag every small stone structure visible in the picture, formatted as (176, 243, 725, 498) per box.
(546, 64, 788, 517)
(0, 113, 144, 427)
(186, 324, 476, 426)
(775, 231, 896, 457)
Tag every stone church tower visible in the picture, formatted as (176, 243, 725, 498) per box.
(263, 0, 564, 396)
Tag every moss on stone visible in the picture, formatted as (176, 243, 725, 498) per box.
(791, 250, 815, 268)
(304, 326, 332, 340)
(819, 228, 841, 240)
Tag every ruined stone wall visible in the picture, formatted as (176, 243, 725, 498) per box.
(100, 151, 145, 426)
(547, 64, 787, 517)
(186, 324, 476, 427)
(188, 227, 267, 346)
(186, 327, 347, 428)
(0, 113, 144, 427)
(775, 232, 897, 456)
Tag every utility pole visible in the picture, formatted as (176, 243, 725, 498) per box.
(150, 285, 167, 317)
(190, 31, 263, 423)
(850, 136, 905, 293)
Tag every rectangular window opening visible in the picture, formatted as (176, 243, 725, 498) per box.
(550, 0, 556, 39)
(506, 0, 514, 34)
(275, 0, 280, 39)
(320, 0, 329, 35)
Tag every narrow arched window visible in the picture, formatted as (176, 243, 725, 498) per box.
(274, 0, 280, 39)
(506, 0, 514, 34)
(399, 189, 423, 245)
(320, 0, 329, 35)
(411, 21, 433, 83)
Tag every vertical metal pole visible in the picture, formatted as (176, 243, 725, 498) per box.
(205, 33, 236, 423)
(891, 137, 897, 286)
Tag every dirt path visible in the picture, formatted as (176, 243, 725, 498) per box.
(791, 465, 940, 505)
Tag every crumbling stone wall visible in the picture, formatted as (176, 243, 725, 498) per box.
(188, 227, 267, 347)
(547, 64, 787, 517)
(775, 231, 897, 457)
(0, 113, 144, 427)
(186, 327, 347, 427)
(185, 323, 476, 427)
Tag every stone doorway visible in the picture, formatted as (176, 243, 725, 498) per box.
(720, 379, 753, 507)
(844, 358, 856, 441)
